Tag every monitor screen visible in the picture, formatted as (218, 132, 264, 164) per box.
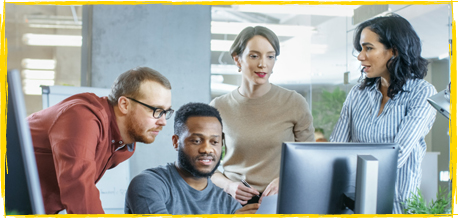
(277, 142, 398, 214)
(5, 70, 45, 214)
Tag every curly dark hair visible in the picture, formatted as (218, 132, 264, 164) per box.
(353, 13, 429, 98)
(174, 102, 223, 136)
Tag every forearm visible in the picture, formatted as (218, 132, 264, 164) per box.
(211, 171, 233, 192)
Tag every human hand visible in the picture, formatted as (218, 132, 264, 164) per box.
(226, 181, 260, 205)
(259, 177, 279, 204)
(235, 203, 260, 214)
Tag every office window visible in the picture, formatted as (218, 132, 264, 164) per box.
(6, 4, 83, 115)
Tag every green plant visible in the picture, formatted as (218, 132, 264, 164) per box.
(6, 209, 24, 215)
(403, 187, 452, 214)
(311, 87, 347, 139)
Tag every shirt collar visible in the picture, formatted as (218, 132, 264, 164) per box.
(103, 97, 133, 151)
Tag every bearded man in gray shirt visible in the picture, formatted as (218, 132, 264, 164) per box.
(125, 102, 259, 214)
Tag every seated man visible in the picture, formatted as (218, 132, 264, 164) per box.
(125, 102, 258, 214)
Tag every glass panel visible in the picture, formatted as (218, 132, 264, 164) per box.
(210, 6, 452, 190)
(6, 4, 83, 115)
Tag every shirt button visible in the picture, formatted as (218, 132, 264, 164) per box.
(119, 141, 123, 144)
(112, 140, 115, 143)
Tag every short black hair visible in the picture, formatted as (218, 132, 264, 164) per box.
(353, 13, 428, 98)
(174, 102, 223, 136)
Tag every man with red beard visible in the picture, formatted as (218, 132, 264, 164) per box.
(125, 103, 258, 214)
(28, 67, 173, 214)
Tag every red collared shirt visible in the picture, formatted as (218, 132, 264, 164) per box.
(28, 93, 136, 214)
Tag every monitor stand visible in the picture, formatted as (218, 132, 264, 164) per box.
(342, 155, 379, 214)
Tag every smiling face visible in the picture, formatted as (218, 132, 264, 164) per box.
(357, 27, 394, 81)
(234, 35, 276, 86)
(125, 80, 172, 144)
(173, 116, 222, 178)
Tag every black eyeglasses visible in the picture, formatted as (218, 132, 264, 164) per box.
(126, 97, 174, 120)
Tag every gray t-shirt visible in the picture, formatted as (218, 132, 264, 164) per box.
(125, 163, 242, 214)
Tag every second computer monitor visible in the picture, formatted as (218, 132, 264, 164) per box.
(5, 70, 45, 214)
(277, 142, 398, 214)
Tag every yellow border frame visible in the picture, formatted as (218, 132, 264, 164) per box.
(0, 1, 455, 217)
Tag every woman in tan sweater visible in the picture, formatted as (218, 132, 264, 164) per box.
(210, 26, 315, 205)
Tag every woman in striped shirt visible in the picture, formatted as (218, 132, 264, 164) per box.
(330, 13, 437, 214)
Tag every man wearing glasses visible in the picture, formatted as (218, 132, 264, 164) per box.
(28, 67, 173, 214)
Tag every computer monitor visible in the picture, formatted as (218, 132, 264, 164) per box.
(5, 70, 45, 214)
(277, 142, 398, 214)
(427, 88, 450, 119)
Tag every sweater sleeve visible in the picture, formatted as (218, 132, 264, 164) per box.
(48, 105, 105, 214)
(124, 171, 170, 214)
(209, 98, 216, 107)
(394, 84, 437, 168)
(293, 93, 315, 142)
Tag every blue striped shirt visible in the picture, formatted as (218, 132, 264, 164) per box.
(330, 78, 437, 214)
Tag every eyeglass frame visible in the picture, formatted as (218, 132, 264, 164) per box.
(125, 97, 174, 120)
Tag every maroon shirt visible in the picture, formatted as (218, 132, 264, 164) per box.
(28, 93, 136, 214)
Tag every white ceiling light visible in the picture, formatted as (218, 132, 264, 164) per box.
(211, 75, 224, 83)
(438, 52, 449, 60)
(211, 82, 238, 96)
(22, 70, 55, 80)
(29, 24, 82, 29)
(23, 79, 55, 95)
(22, 33, 82, 47)
(211, 40, 234, 52)
(311, 44, 328, 54)
(211, 39, 327, 55)
(21, 59, 56, 70)
(211, 21, 315, 37)
(233, 5, 360, 17)
(211, 64, 239, 74)
(25, 14, 82, 29)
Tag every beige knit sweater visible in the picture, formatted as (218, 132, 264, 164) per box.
(210, 84, 315, 192)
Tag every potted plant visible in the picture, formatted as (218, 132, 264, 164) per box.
(403, 187, 451, 214)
